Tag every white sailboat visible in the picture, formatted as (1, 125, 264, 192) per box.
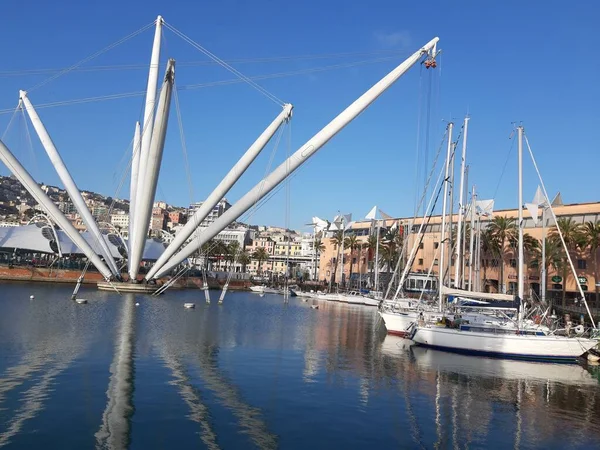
(410, 126, 599, 362)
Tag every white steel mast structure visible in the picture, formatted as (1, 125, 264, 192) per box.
(145, 104, 293, 280)
(149, 37, 441, 280)
(453, 117, 469, 288)
(128, 59, 175, 281)
(19, 91, 121, 278)
(129, 15, 163, 277)
(129, 121, 141, 256)
(0, 139, 114, 280)
(517, 125, 525, 324)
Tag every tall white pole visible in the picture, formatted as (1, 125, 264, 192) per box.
(133, 15, 163, 263)
(339, 219, 346, 291)
(0, 139, 113, 280)
(438, 122, 454, 312)
(145, 104, 293, 280)
(19, 92, 120, 278)
(150, 37, 440, 279)
(517, 126, 525, 324)
(461, 166, 469, 289)
(129, 59, 175, 281)
(475, 216, 481, 292)
(454, 117, 469, 288)
(468, 186, 476, 291)
(541, 206, 547, 303)
(129, 121, 141, 258)
(447, 145, 455, 285)
(374, 219, 380, 292)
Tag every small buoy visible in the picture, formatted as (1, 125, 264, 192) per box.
(75, 298, 87, 304)
(184, 303, 195, 309)
(135, 302, 140, 306)
(311, 305, 319, 310)
(30, 295, 34, 300)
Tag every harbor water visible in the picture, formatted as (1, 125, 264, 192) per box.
(1, 282, 599, 449)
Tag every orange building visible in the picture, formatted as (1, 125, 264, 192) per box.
(318, 202, 600, 303)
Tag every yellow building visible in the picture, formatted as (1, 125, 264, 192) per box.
(318, 202, 600, 302)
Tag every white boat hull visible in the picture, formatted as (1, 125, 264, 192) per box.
(411, 326, 598, 362)
(379, 311, 418, 336)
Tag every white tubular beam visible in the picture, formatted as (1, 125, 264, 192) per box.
(145, 103, 293, 280)
(128, 121, 141, 261)
(0, 138, 113, 280)
(128, 59, 175, 281)
(133, 15, 163, 264)
(152, 37, 439, 279)
(454, 116, 469, 288)
(20, 91, 120, 278)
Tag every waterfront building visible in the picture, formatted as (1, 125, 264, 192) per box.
(110, 212, 129, 231)
(189, 198, 231, 228)
(318, 201, 600, 303)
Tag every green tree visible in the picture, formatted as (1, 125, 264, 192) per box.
(366, 234, 379, 284)
(549, 217, 584, 308)
(488, 216, 517, 293)
(582, 221, 600, 308)
(238, 250, 251, 273)
(344, 234, 359, 288)
(252, 247, 269, 275)
(330, 230, 345, 285)
(227, 241, 241, 271)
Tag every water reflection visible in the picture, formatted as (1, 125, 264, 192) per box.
(95, 294, 136, 450)
(0, 288, 599, 449)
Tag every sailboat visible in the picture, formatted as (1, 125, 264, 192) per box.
(409, 126, 599, 362)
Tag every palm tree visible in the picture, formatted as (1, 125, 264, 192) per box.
(582, 220, 600, 308)
(488, 216, 516, 293)
(238, 250, 251, 273)
(365, 234, 379, 285)
(479, 228, 500, 291)
(550, 217, 584, 308)
(330, 230, 345, 285)
(344, 234, 359, 288)
(540, 237, 564, 301)
(227, 241, 241, 271)
(314, 238, 325, 253)
(252, 247, 269, 275)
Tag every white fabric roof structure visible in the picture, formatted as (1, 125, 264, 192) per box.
(0, 224, 165, 261)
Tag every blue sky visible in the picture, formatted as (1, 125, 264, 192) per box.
(0, 1, 597, 231)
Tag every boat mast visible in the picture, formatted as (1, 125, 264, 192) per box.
(131, 15, 163, 273)
(149, 37, 441, 280)
(129, 121, 141, 255)
(0, 139, 113, 280)
(129, 60, 175, 281)
(454, 117, 469, 288)
(541, 205, 547, 304)
(447, 144, 455, 286)
(339, 215, 346, 291)
(145, 104, 293, 280)
(438, 122, 454, 312)
(461, 166, 469, 288)
(19, 91, 121, 278)
(374, 217, 380, 292)
(468, 185, 476, 291)
(517, 125, 525, 325)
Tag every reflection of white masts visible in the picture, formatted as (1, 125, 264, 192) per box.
(145, 104, 293, 280)
(95, 297, 136, 450)
(128, 59, 175, 281)
(19, 91, 120, 278)
(130, 15, 163, 275)
(150, 37, 440, 279)
(0, 139, 113, 279)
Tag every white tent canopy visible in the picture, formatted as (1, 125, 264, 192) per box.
(0, 224, 165, 261)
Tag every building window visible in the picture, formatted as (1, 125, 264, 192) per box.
(434, 242, 439, 249)
(434, 259, 439, 265)
(578, 259, 587, 270)
(552, 283, 562, 290)
(352, 257, 357, 264)
(509, 259, 517, 268)
(418, 258, 423, 265)
(419, 243, 424, 249)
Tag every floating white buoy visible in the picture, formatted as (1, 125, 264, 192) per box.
(184, 303, 195, 309)
(135, 302, 140, 306)
(30, 295, 34, 300)
(311, 305, 319, 310)
(75, 298, 87, 304)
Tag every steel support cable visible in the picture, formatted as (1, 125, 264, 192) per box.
(0, 49, 409, 77)
(27, 21, 156, 93)
(0, 55, 406, 116)
(163, 22, 285, 107)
